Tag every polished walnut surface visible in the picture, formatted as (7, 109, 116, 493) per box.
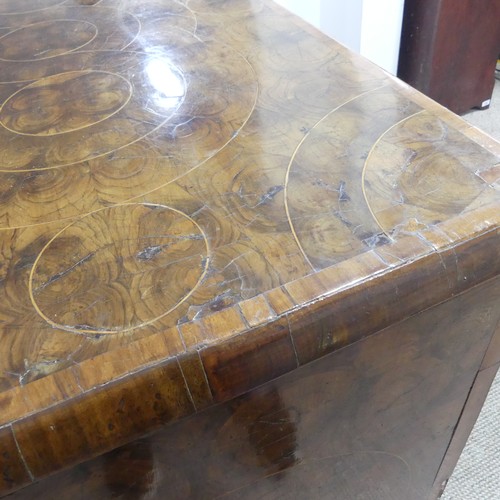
(0, 0, 499, 494)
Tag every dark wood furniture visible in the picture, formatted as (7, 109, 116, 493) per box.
(398, 0, 500, 114)
(0, 0, 499, 498)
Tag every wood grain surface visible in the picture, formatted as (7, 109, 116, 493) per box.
(0, 0, 499, 495)
(7, 277, 500, 500)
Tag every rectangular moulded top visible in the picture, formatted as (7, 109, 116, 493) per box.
(0, 0, 499, 493)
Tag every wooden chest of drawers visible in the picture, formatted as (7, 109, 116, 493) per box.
(0, 0, 499, 498)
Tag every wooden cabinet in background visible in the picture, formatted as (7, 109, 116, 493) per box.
(398, 0, 500, 115)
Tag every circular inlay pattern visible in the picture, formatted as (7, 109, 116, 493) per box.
(362, 112, 490, 231)
(29, 204, 209, 335)
(0, 34, 257, 179)
(0, 71, 132, 136)
(285, 89, 416, 269)
(398, 151, 485, 213)
(0, 0, 66, 15)
(0, 20, 98, 62)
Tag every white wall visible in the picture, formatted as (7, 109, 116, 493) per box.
(273, 0, 322, 28)
(319, 0, 363, 53)
(360, 0, 405, 74)
(273, 0, 404, 75)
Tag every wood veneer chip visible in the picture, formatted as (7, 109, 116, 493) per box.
(180, 306, 248, 349)
(476, 163, 500, 185)
(315, 251, 390, 295)
(72, 326, 185, 391)
(238, 295, 276, 328)
(373, 234, 434, 266)
(0, 368, 86, 427)
(437, 205, 500, 242)
(264, 287, 297, 316)
(285, 274, 329, 306)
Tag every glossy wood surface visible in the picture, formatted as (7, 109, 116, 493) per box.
(0, 0, 499, 494)
(7, 277, 500, 499)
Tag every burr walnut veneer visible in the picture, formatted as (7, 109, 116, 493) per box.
(0, 0, 499, 498)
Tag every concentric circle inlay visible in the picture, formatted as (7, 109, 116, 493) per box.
(0, 0, 66, 15)
(29, 204, 209, 335)
(0, 20, 98, 62)
(0, 71, 132, 136)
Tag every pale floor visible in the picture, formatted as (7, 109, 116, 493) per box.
(441, 78, 500, 499)
(462, 78, 500, 142)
